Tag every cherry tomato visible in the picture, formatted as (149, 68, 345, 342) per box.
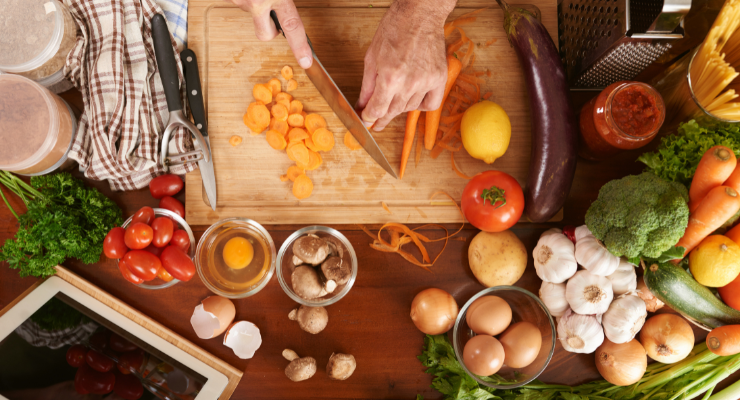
(118, 260, 144, 284)
(124, 222, 153, 250)
(562, 226, 577, 244)
(461, 171, 524, 232)
(75, 366, 90, 394)
(123, 251, 161, 281)
(161, 245, 195, 281)
(170, 229, 191, 253)
(86, 349, 115, 372)
(151, 217, 174, 248)
(159, 196, 185, 219)
(157, 267, 174, 282)
(149, 174, 184, 199)
(77, 363, 116, 394)
(89, 331, 110, 351)
(130, 206, 155, 225)
(66, 344, 87, 367)
(114, 371, 144, 400)
(117, 348, 145, 375)
(103, 227, 128, 259)
(109, 332, 137, 353)
(143, 243, 163, 257)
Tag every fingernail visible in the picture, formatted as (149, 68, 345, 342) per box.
(298, 57, 312, 69)
(362, 121, 373, 128)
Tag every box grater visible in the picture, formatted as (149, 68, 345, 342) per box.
(558, 0, 691, 88)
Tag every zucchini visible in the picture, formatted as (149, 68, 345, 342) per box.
(643, 262, 740, 329)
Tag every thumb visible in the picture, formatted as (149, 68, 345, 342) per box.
(274, 1, 313, 69)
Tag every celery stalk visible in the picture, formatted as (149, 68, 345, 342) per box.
(709, 378, 740, 400)
(688, 355, 740, 400)
(637, 348, 719, 392)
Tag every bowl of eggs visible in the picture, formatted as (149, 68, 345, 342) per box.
(453, 286, 556, 389)
(195, 218, 276, 298)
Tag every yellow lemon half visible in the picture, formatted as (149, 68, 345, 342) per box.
(461, 100, 511, 164)
(689, 235, 740, 287)
(223, 236, 254, 270)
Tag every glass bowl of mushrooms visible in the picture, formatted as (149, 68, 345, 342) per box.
(276, 226, 358, 307)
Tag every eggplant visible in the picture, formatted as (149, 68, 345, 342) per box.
(497, 0, 577, 222)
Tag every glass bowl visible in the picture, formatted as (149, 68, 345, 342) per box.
(276, 226, 358, 307)
(195, 218, 276, 299)
(120, 208, 195, 290)
(453, 286, 556, 389)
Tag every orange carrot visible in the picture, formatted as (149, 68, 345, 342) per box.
(344, 131, 361, 150)
(270, 118, 289, 136)
(253, 84, 273, 104)
(305, 114, 327, 134)
(400, 110, 421, 179)
(283, 165, 304, 182)
(229, 135, 242, 146)
(289, 100, 303, 115)
(707, 325, 740, 356)
(312, 128, 335, 151)
(677, 186, 740, 256)
(724, 162, 740, 194)
(425, 54, 462, 150)
(288, 128, 309, 142)
(265, 130, 287, 150)
(689, 145, 737, 212)
(306, 150, 322, 171)
(271, 103, 289, 121)
(287, 142, 310, 166)
(288, 113, 305, 127)
(281, 66, 293, 80)
(304, 136, 320, 152)
(726, 223, 740, 245)
(286, 79, 298, 91)
(275, 92, 293, 103)
(247, 102, 270, 127)
(267, 78, 282, 95)
(292, 174, 313, 199)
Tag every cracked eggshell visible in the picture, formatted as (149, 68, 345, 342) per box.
(224, 321, 262, 359)
(190, 296, 236, 339)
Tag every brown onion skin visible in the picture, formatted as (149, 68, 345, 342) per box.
(410, 288, 459, 335)
(595, 338, 647, 386)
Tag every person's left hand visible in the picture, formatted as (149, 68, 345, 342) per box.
(356, 0, 456, 131)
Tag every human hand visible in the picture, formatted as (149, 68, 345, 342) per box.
(356, 0, 456, 131)
(226, 0, 313, 69)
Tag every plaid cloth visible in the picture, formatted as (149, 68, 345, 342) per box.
(15, 319, 98, 350)
(158, 0, 188, 51)
(63, 0, 196, 191)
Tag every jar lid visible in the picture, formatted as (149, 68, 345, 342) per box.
(0, 75, 61, 170)
(0, 0, 64, 72)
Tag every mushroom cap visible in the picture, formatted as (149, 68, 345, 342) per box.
(291, 265, 325, 300)
(289, 305, 328, 334)
(321, 256, 351, 286)
(293, 235, 330, 265)
(285, 356, 317, 382)
(326, 353, 356, 380)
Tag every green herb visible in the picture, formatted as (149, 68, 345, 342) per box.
(30, 297, 88, 331)
(0, 171, 122, 278)
(638, 120, 740, 186)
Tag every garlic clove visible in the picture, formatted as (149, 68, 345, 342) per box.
(539, 281, 569, 317)
(602, 293, 647, 344)
(557, 309, 604, 354)
(606, 258, 637, 295)
(575, 226, 621, 276)
(566, 270, 614, 315)
(533, 229, 577, 283)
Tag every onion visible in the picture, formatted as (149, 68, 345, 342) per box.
(640, 314, 694, 363)
(636, 276, 664, 312)
(595, 338, 647, 386)
(410, 288, 459, 335)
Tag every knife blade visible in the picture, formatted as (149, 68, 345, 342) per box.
(181, 49, 218, 210)
(269, 11, 398, 179)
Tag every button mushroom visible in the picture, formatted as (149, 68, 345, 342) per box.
(289, 305, 328, 334)
(321, 256, 351, 286)
(291, 265, 336, 300)
(293, 235, 331, 265)
(326, 353, 356, 380)
(283, 349, 316, 382)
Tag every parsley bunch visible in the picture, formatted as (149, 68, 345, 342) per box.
(0, 171, 122, 278)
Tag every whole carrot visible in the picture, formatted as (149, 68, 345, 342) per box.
(677, 186, 740, 256)
(707, 325, 740, 356)
(400, 110, 421, 179)
(724, 162, 740, 194)
(425, 54, 462, 150)
(689, 145, 736, 212)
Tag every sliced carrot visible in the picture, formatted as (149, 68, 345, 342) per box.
(288, 113, 305, 127)
(275, 92, 293, 103)
(281, 65, 294, 80)
(440, 114, 463, 124)
(253, 83, 273, 104)
(270, 118, 289, 136)
(286, 79, 298, 91)
(485, 38, 497, 47)
(677, 186, 740, 256)
(288, 128, 309, 142)
(286, 165, 304, 181)
(292, 174, 313, 200)
(482, 91, 493, 100)
(447, 39, 465, 56)
(271, 103, 289, 121)
(304, 114, 327, 134)
(287, 142, 310, 166)
(243, 113, 267, 134)
(247, 102, 271, 128)
(306, 150, 322, 171)
(382, 201, 392, 214)
(460, 41, 475, 69)
(457, 27, 469, 44)
(689, 146, 737, 212)
(313, 128, 336, 151)
(304, 135, 320, 152)
(301, 111, 308, 118)
(289, 100, 303, 115)
(268, 78, 282, 95)
(280, 174, 290, 182)
(229, 135, 242, 146)
(451, 151, 473, 179)
(266, 130, 287, 150)
(277, 98, 291, 110)
(344, 131, 361, 151)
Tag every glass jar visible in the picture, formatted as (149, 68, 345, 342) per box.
(578, 81, 665, 160)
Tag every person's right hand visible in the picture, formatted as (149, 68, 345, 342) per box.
(226, 0, 313, 69)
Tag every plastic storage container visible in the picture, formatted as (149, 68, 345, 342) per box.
(0, 0, 78, 92)
(0, 75, 77, 175)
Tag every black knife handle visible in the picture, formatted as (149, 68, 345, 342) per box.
(270, 10, 286, 37)
(151, 14, 182, 112)
(181, 49, 208, 137)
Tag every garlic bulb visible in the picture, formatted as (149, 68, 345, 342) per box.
(602, 293, 647, 344)
(558, 308, 604, 354)
(541, 228, 563, 237)
(606, 259, 637, 295)
(540, 281, 569, 317)
(533, 229, 577, 283)
(566, 270, 614, 315)
(575, 226, 620, 276)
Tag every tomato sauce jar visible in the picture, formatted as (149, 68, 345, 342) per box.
(578, 81, 665, 160)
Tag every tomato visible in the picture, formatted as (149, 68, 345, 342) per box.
(89, 331, 109, 351)
(123, 250, 161, 281)
(149, 174, 184, 199)
(151, 217, 174, 248)
(161, 245, 195, 281)
(159, 196, 185, 219)
(117, 348, 145, 375)
(86, 349, 115, 372)
(118, 259, 144, 284)
(109, 332, 137, 353)
(103, 227, 128, 259)
(66, 344, 87, 367)
(77, 364, 116, 394)
(170, 229, 191, 253)
(130, 206, 155, 225)
(74, 367, 90, 394)
(461, 171, 524, 232)
(114, 371, 144, 400)
(124, 222, 153, 250)
(719, 275, 740, 311)
(157, 267, 174, 282)
(143, 243, 163, 257)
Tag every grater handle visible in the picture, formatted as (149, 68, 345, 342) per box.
(645, 0, 691, 35)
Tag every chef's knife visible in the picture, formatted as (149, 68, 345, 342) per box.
(181, 49, 218, 210)
(269, 11, 398, 179)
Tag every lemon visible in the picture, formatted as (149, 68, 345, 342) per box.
(223, 236, 254, 270)
(689, 235, 740, 287)
(461, 100, 511, 164)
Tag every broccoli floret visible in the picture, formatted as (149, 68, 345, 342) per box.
(585, 172, 689, 259)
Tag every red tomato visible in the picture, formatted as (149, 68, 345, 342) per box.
(461, 171, 525, 232)
(159, 196, 185, 219)
(89, 331, 109, 351)
(86, 349, 115, 372)
(157, 267, 174, 282)
(109, 332, 137, 353)
(114, 371, 144, 400)
(118, 260, 144, 284)
(77, 364, 116, 395)
(170, 229, 191, 253)
(66, 344, 87, 367)
(151, 217, 174, 248)
(74, 366, 90, 394)
(103, 227, 128, 259)
(130, 206, 154, 225)
(124, 222, 153, 250)
(161, 246, 195, 281)
(143, 243, 163, 257)
(123, 250, 161, 281)
(117, 348, 145, 375)
(149, 174, 184, 199)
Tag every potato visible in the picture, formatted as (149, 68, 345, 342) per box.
(468, 230, 527, 287)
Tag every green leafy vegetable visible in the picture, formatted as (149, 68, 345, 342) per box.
(628, 246, 686, 266)
(30, 297, 89, 331)
(0, 171, 122, 277)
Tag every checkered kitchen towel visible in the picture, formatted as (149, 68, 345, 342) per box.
(63, 0, 195, 191)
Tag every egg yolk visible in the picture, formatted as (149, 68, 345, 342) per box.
(223, 237, 254, 269)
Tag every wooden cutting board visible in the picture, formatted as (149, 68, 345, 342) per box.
(185, 0, 558, 225)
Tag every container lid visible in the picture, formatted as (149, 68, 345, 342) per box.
(0, 0, 64, 72)
(0, 75, 61, 170)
